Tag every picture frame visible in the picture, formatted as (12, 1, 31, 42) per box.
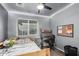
(57, 24, 74, 37)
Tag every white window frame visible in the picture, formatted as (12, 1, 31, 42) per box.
(16, 18, 39, 37)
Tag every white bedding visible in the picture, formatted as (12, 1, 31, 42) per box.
(0, 38, 41, 56)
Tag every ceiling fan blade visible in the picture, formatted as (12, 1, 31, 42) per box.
(44, 5, 52, 10)
(38, 10, 40, 14)
(42, 3, 52, 10)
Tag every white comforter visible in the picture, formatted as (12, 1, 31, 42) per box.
(0, 39, 40, 56)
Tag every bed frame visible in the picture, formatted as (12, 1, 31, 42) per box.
(17, 48, 50, 56)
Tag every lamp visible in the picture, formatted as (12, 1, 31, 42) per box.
(37, 4, 44, 10)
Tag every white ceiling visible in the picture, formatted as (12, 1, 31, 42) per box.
(1, 3, 70, 16)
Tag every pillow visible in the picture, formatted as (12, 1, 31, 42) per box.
(24, 38, 32, 43)
(15, 39, 24, 44)
(15, 37, 33, 44)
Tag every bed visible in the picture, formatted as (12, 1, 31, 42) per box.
(17, 48, 50, 56)
(0, 38, 41, 56)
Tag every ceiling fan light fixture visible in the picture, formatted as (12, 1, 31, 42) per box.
(37, 4, 44, 10)
(16, 3, 24, 7)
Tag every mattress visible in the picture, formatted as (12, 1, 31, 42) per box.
(0, 38, 41, 56)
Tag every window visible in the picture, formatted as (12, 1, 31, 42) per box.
(29, 20, 37, 34)
(17, 19, 39, 37)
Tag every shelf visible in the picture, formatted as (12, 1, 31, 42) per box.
(40, 30, 52, 49)
(42, 45, 49, 48)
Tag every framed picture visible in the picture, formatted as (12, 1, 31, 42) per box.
(57, 24, 74, 37)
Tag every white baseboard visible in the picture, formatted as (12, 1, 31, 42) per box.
(55, 46, 64, 52)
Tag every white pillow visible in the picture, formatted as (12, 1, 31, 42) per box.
(15, 38, 32, 44)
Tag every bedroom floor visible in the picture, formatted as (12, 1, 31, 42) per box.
(50, 49, 64, 56)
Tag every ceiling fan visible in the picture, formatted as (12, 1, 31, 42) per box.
(37, 3, 52, 14)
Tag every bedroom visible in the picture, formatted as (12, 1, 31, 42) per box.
(0, 3, 79, 56)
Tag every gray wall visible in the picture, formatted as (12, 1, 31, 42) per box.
(50, 3, 79, 54)
(0, 4, 8, 41)
(8, 12, 50, 38)
(8, 12, 50, 48)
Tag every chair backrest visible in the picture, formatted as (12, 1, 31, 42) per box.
(17, 48, 50, 56)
